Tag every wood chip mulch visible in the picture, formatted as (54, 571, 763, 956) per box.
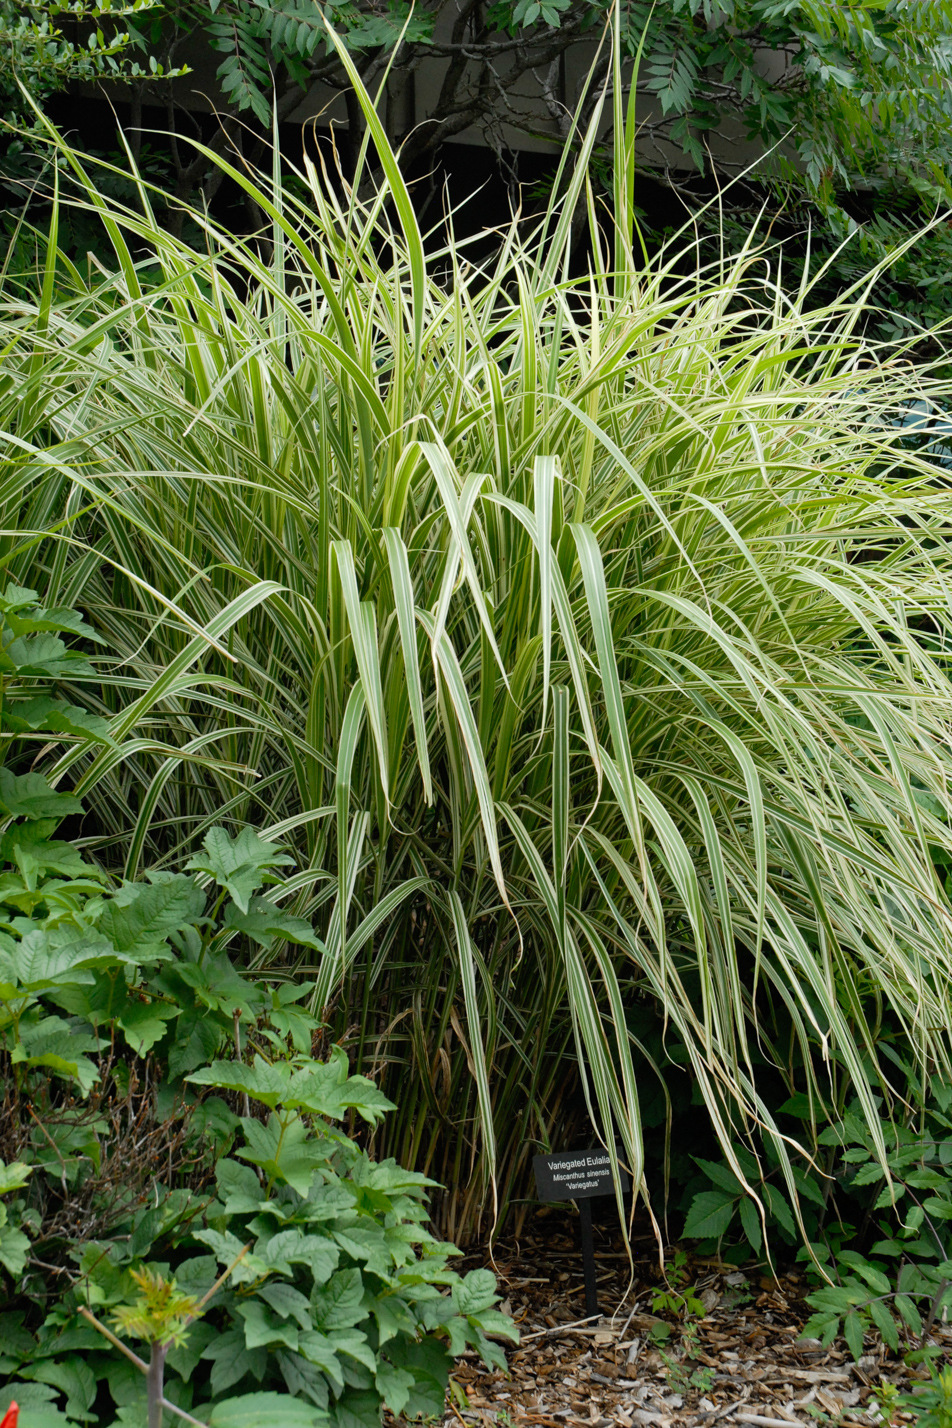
(431, 1208, 952, 1428)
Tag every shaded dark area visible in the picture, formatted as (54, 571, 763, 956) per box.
(19, 91, 681, 263)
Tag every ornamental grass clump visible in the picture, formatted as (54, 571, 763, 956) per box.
(5, 34, 952, 1243)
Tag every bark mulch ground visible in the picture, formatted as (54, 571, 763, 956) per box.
(438, 1208, 952, 1428)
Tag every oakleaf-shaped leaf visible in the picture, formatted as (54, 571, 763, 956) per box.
(0, 585, 104, 641)
(4, 697, 112, 743)
(0, 823, 93, 879)
(0, 583, 40, 613)
(0, 770, 83, 821)
(98, 876, 206, 952)
(0, 1160, 32, 1194)
(224, 896, 325, 951)
(237, 1114, 327, 1195)
(3, 633, 94, 679)
(188, 1055, 293, 1108)
(0, 1221, 31, 1277)
(283, 1049, 395, 1123)
(186, 827, 294, 912)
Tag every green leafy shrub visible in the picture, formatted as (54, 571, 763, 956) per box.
(681, 1080, 952, 1362)
(875, 1366, 952, 1428)
(797, 1090, 952, 1362)
(0, 585, 515, 1426)
(72, 1058, 515, 1425)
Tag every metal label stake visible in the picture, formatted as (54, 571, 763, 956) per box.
(532, 1148, 631, 1321)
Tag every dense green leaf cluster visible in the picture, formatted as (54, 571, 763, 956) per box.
(682, 1081, 952, 1363)
(0, 585, 514, 1426)
(798, 1094, 952, 1362)
(0, 1, 186, 190)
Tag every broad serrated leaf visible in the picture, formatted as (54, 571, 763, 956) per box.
(98, 876, 205, 952)
(12, 927, 119, 990)
(168, 1009, 224, 1078)
(275, 1348, 331, 1409)
(452, 1267, 498, 1316)
(210, 1391, 326, 1428)
(262, 1229, 339, 1282)
(118, 999, 180, 1054)
(297, 1329, 345, 1390)
(374, 1362, 414, 1418)
(259, 1280, 314, 1329)
(186, 826, 294, 913)
(236, 1299, 301, 1352)
(0, 770, 83, 821)
(683, 1189, 737, 1239)
(216, 1157, 265, 1211)
(224, 896, 324, 951)
(311, 1269, 366, 1330)
(4, 697, 111, 743)
(330, 1390, 380, 1428)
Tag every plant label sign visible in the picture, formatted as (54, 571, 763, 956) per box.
(532, 1149, 630, 1203)
(532, 1151, 630, 1318)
